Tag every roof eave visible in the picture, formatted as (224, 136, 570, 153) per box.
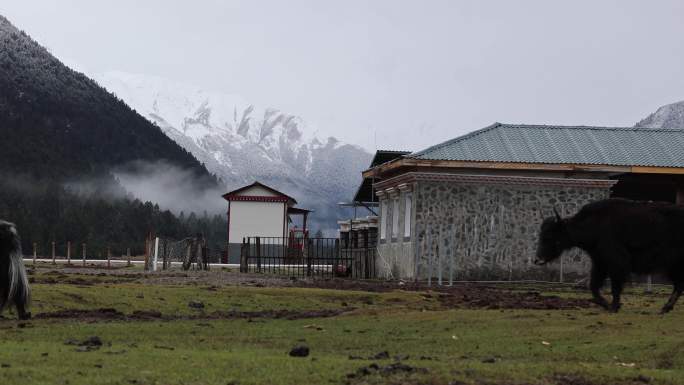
(365, 158, 684, 177)
(362, 157, 416, 178)
(221, 181, 298, 204)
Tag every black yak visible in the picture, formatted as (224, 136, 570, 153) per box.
(535, 198, 684, 314)
(0, 220, 31, 320)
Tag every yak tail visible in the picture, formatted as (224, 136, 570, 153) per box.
(0, 223, 30, 312)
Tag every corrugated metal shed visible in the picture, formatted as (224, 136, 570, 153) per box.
(410, 123, 684, 167)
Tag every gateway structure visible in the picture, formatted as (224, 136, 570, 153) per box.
(363, 123, 684, 281)
(223, 182, 311, 263)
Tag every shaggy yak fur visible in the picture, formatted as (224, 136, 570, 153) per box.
(0, 220, 30, 319)
(536, 198, 684, 314)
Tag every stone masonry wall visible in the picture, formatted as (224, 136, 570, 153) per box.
(409, 179, 611, 281)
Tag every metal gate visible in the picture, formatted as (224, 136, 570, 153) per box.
(239, 237, 376, 279)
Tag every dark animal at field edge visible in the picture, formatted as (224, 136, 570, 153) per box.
(0, 220, 31, 319)
(536, 198, 684, 314)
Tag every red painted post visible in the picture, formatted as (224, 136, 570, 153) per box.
(67, 241, 71, 264)
(225, 202, 231, 264)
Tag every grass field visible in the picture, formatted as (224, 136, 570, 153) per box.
(0, 264, 683, 385)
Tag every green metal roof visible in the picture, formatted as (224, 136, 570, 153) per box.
(409, 123, 684, 168)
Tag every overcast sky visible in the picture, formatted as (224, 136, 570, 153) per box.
(3, 1, 684, 151)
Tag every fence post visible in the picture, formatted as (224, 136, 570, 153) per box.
(240, 237, 247, 272)
(559, 255, 564, 283)
(646, 275, 653, 293)
(32, 242, 37, 265)
(153, 237, 159, 271)
(334, 238, 341, 277)
(202, 246, 208, 271)
(127, 248, 131, 267)
(67, 241, 71, 265)
(107, 247, 111, 269)
(306, 239, 312, 277)
(362, 241, 368, 280)
(52, 241, 56, 264)
(82, 243, 86, 266)
(144, 237, 149, 271)
(256, 237, 261, 273)
(161, 239, 166, 270)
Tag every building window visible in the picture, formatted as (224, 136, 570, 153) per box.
(380, 200, 387, 240)
(404, 194, 412, 239)
(392, 198, 399, 239)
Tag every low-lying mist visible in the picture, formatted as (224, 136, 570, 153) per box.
(112, 160, 227, 216)
(0, 168, 229, 253)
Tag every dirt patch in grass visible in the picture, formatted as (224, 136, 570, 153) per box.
(550, 374, 651, 385)
(344, 362, 429, 385)
(31, 307, 351, 322)
(29, 269, 141, 285)
(296, 278, 421, 293)
(301, 280, 593, 310)
(28, 265, 594, 310)
(434, 288, 593, 310)
(210, 308, 351, 320)
(34, 308, 125, 321)
(60, 264, 130, 270)
(31, 276, 96, 285)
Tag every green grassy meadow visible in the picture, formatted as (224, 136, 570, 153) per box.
(0, 265, 683, 385)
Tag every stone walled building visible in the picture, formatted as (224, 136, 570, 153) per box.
(364, 123, 684, 281)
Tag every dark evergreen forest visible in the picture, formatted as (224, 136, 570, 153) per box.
(0, 174, 227, 255)
(0, 15, 227, 254)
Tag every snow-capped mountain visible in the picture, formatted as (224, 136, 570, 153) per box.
(636, 100, 684, 128)
(94, 71, 372, 232)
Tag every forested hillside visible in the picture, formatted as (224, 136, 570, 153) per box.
(0, 15, 226, 252)
(0, 174, 226, 255)
(0, 15, 214, 180)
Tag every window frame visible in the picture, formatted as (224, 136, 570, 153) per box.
(403, 193, 412, 240)
(391, 198, 400, 240)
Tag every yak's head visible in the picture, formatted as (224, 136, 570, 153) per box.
(535, 209, 571, 266)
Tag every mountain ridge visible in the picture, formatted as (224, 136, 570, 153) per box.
(0, 14, 226, 252)
(94, 71, 372, 232)
(0, 15, 216, 184)
(635, 100, 684, 129)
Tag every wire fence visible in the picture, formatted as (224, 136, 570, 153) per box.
(145, 235, 226, 271)
(25, 241, 135, 267)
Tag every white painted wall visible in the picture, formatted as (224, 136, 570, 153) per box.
(380, 200, 387, 240)
(229, 200, 286, 243)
